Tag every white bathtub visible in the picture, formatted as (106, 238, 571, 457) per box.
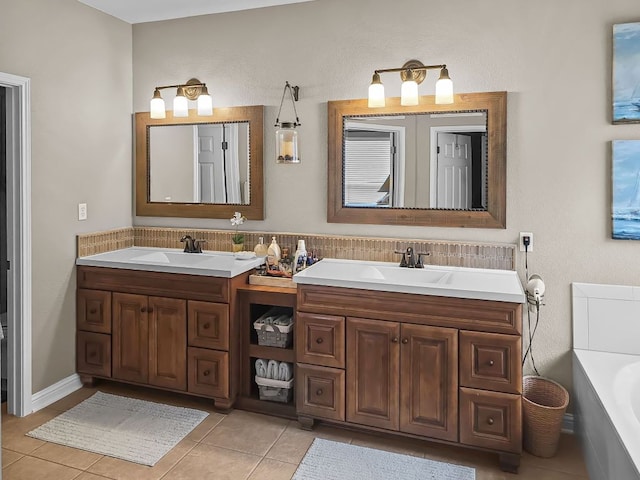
(574, 349, 640, 480)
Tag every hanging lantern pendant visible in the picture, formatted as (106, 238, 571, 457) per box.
(275, 81, 301, 164)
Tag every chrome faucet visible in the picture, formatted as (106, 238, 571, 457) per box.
(395, 246, 430, 268)
(180, 235, 206, 253)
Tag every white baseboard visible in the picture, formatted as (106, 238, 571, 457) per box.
(562, 413, 574, 434)
(31, 373, 83, 413)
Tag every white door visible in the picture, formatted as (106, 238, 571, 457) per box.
(436, 133, 472, 209)
(196, 124, 241, 204)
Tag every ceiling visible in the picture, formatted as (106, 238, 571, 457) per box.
(77, 0, 317, 24)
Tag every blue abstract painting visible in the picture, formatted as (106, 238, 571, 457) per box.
(613, 141, 640, 239)
(613, 23, 640, 123)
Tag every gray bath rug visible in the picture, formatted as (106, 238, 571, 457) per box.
(293, 438, 476, 480)
(27, 391, 208, 466)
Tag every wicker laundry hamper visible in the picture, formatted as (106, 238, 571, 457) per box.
(522, 376, 570, 458)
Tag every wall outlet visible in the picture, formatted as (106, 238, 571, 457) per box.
(78, 203, 87, 221)
(519, 232, 533, 252)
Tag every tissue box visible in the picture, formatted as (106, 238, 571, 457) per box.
(255, 375, 294, 403)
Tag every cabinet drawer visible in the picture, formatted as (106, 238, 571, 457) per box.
(77, 331, 111, 377)
(296, 364, 345, 421)
(296, 313, 345, 368)
(188, 347, 229, 399)
(460, 331, 521, 394)
(77, 289, 111, 334)
(459, 387, 522, 454)
(188, 301, 229, 350)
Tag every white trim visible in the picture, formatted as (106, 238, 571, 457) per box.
(429, 125, 486, 208)
(31, 374, 82, 412)
(0, 72, 32, 417)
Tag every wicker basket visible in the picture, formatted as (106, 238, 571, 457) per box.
(522, 376, 569, 458)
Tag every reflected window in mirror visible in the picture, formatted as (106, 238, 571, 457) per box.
(328, 92, 506, 228)
(135, 105, 264, 219)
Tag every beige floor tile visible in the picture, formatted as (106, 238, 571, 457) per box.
(477, 464, 589, 480)
(163, 443, 261, 480)
(87, 439, 197, 480)
(2, 408, 60, 454)
(182, 411, 226, 443)
(2, 455, 82, 480)
(2, 449, 24, 468)
(201, 409, 288, 456)
(521, 434, 589, 477)
(75, 474, 115, 480)
(31, 442, 103, 470)
(306, 423, 354, 444)
(248, 458, 297, 480)
(265, 422, 315, 464)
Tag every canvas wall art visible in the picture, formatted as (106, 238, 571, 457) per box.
(613, 22, 640, 124)
(612, 140, 640, 239)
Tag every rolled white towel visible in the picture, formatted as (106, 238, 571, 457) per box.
(267, 359, 280, 379)
(278, 362, 292, 381)
(255, 358, 267, 378)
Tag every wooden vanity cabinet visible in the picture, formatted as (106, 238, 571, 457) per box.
(296, 284, 523, 473)
(76, 266, 247, 409)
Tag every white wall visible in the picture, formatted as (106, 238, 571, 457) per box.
(1, 0, 132, 392)
(132, 0, 640, 394)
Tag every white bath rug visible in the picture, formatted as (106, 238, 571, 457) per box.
(293, 438, 475, 480)
(27, 391, 208, 466)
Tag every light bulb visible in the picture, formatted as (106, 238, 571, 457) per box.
(435, 67, 454, 104)
(197, 86, 213, 116)
(400, 80, 419, 106)
(150, 89, 166, 119)
(173, 87, 188, 117)
(368, 73, 385, 108)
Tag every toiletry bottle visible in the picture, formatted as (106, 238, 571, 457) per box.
(254, 236, 268, 257)
(267, 236, 281, 264)
(293, 239, 307, 274)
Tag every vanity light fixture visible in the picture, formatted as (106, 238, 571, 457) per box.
(274, 81, 301, 164)
(367, 60, 453, 108)
(149, 78, 213, 119)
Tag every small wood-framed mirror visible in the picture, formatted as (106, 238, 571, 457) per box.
(135, 105, 264, 219)
(328, 91, 506, 228)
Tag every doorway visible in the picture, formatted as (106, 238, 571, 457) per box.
(0, 71, 32, 417)
(1, 86, 7, 403)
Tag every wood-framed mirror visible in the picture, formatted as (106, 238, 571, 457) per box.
(328, 91, 506, 228)
(135, 105, 264, 219)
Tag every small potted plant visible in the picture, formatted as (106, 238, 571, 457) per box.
(230, 211, 246, 252)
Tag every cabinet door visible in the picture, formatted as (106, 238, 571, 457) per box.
(296, 363, 345, 421)
(77, 289, 111, 334)
(188, 347, 229, 398)
(112, 292, 149, 383)
(399, 323, 458, 441)
(77, 331, 111, 377)
(346, 317, 400, 430)
(187, 300, 229, 350)
(149, 296, 187, 390)
(296, 313, 345, 368)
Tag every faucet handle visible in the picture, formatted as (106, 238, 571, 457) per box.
(394, 250, 408, 267)
(194, 239, 207, 253)
(415, 252, 431, 268)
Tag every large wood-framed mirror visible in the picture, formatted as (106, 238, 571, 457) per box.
(135, 105, 264, 219)
(328, 91, 506, 228)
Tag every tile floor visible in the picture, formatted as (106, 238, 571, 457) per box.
(2, 382, 590, 479)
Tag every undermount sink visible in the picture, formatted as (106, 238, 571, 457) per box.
(76, 247, 264, 277)
(293, 258, 525, 303)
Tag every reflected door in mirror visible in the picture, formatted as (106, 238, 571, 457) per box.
(149, 123, 250, 205)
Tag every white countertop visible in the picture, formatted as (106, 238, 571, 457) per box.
(76, 247, 264, 278)
(293, 258, 526, 303)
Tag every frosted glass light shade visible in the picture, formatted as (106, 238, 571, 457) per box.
(400, 80, 419, 106)
(150, 96, 166, 119)
(368, 73, 385, 108)
(435, 68, 454, 104)
(173, 89, 189, 117)
(197, 93, 213, 116)
(276, 123, 300, 164)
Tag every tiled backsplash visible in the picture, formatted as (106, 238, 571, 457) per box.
(77, 226, 516, 270)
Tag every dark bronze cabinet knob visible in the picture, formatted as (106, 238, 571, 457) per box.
(316, 389, 323, 396)
(488, 360, 495, 366)
(487, 417, 494, 425)
(141, 307, 147, 313)
(203, 322, 210, 330)
(316, 337, 324, 344)
(89, 308, 97, 315)
(391, 337, 399, 343)
(203, 370, 210, 377)
(401, 338, 408, 344)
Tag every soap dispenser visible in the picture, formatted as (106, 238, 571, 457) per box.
(254, 236, 268, 257)
(267, 236, 281, 263)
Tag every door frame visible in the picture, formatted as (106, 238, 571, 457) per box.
(0, 72, 32, 417)
(429, 125, 486, 208)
